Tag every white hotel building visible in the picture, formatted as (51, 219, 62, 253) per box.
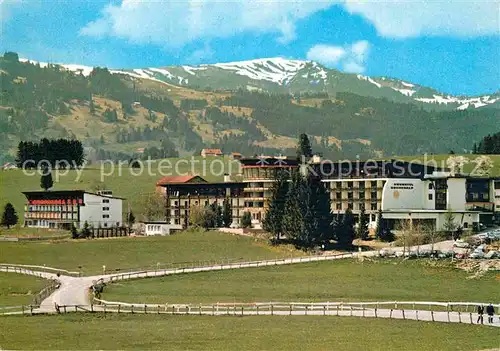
(316, 160, 497, 232)
(23, 190, 123, 229)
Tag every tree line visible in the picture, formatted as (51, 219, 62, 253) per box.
(16, 138, 85, 168)
(473, 132, 500, 154)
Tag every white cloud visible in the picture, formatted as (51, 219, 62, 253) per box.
(307, 40, 370, 73)
(343, 0, 500, 38)
(186, 43, 214, 64)
(80, 0, 500, 48)
(306, 44, 346, 65)
(0, 0, 21, 23)
(80, 0, 333, 47)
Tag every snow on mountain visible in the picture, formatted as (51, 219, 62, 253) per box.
(18, 57, 498, 111)
(415, 94, 498, 108)
(209, 57, 309, 85)
(357, 74, 382, 88)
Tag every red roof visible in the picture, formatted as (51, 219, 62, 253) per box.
(202, 148, 222, 154)
(156, 175, 206, 186)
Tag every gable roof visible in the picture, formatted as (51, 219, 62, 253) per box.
(202, 148, 222, 154)
(156, 175, 207, 186)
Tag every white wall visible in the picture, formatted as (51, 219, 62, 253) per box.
(446, 178, 466, 211)
(80, 193, 123, 228)
(381, 179, 424, 210)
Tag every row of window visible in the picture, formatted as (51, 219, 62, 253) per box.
(335, 203, 378, 211)
(334, 192, 378, 200)
(27, 205, 77, 212)
(390, 185, 414, 190)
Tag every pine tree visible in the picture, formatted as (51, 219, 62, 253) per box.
(282, 170, 305, 246)
(357, 206, 369, 240)
(81, 221, 91, 239)
(309, 175, 334, 246)
(241, 212, 252, 228)
(1, 203, 18, 229)
(296, 133, 313, 161)
(337, 208, 355, 248)
(127, 210, 136, 227)
(215, 205, 223, 228)
(222, 198, 232, 227)
(40, 168, 53, 191)
(71, 223, 79, 239)
(262, 169, 289, 243)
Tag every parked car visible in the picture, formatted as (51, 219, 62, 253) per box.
(484, 251, 499, 259)
(453, 240, 469, 248)
(469, 251, 485, 259)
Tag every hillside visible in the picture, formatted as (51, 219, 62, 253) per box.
(1, 52, 499, 163)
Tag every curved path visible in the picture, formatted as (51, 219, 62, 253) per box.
(1, 244, 498, 328)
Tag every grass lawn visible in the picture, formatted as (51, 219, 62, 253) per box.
(0, 230, 301, 275)
(397, 153, 500, 176)
(0, 156, 241, 223)
(0, 273, 48, 306)
(0, 314, 498, 351)
(0, 227, 69, 238)
(103, 259, 499, 304)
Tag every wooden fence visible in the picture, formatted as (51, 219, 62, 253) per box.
(0, 264, 80, 277)
(2, 301, 498, 327)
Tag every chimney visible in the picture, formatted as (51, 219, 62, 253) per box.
(223, 173, 231, 183)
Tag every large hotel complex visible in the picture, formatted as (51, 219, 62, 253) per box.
(21, 157, 500, 234)
(157, 157, 500, 233)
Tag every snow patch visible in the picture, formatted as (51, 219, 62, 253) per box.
(401, 81, 415, 88)
(391, 87, 416, 97)
(357, 74, 382, 88)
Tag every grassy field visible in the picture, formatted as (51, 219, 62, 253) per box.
(1, 314, 498, 350)
(0, 227, 69, 238)
(397, 153, 500, 176)
(0, 156, 240, 224)
(0, 230, 301, 275)
(0, 273, 48, 306)
(103, 259, 499, 304)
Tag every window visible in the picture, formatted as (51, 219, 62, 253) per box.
(102, 199, 109, 203)
(103, 223, 108, 227)
(336, 182, 342, 189)
(371, 181, 377, 188)
(428, 183, 433, 190)
(371, 192, 377, 200)
(463, 223, 468, 229)
(174, 201, 178, 206)
(336, 192, 341, 200)
(371, 203, 377, 211)
(336, 203, 342, 210)
(348, 192, 353, 199)
(103, 214, 109, 218)
(495, 182, 500, 190)
(428, 194, 433, 200)
(348, 182, 353, 189)
(102, 207, 109, 211)
(347, 203, 353, 210)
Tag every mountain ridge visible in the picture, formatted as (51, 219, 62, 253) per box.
(19, 57, 499, 111)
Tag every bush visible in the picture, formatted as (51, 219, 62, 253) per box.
(241, 212, 252, 229)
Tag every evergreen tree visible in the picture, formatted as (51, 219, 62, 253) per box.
(71, 223, 79, 239)
(1, 203, 18, 229)
(40, 168, 53, 191)
(222, 198, 232, 227)
(241, 212, 252, 228)
(374, 210, 394, 242)
(262, 169, 289, 243)
(127, 210, 136, 228)
(81, 221, 91, 239)
(296, 133, 313, 161)
(337, 208, 355, 248)
(215, 205, 223, 228)
(310, 175, 334, 245)
(357, 206, 369, 240)
(282, 170, 305, 245)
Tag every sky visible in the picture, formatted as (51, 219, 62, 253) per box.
(0, 0, 499, 96)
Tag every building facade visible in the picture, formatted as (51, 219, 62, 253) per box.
(23, 190, 123, 229)
(240, 158, 299, 227)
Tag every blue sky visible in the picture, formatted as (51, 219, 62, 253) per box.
(1, 0, 499, 96)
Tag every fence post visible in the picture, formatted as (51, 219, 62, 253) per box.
(415, 310, 418, 321)
(374, 307, 377, 318)
(469, 312, 473, 324)
(144, 304, 147, 314)
(305, 305, 308, 316)
(117, 304, 120, 314)
(290, 304, 292, 316)
(74, 305, 77, 312)
(257, 305, 259, 316)
(271, 304, 274, 316)
(390, 309, 393, 318)
(350, 306, 352, 317)
(64, 305, 67, 313)
(30, 305, 33, 315)
(362, 304, 365, 317)
(402, 309, 405, 320)
(324, 305, 326, 316)
(212, 305, 215, 316)
(241, 306, 244, 316)
(103, 304, 106, 314)
(431, 310, 434, 322)
(458, 311, 461, 323)
(336, 305, 339, 316)
(131, 305, 134, 314)
(199, 305, 202, 316)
